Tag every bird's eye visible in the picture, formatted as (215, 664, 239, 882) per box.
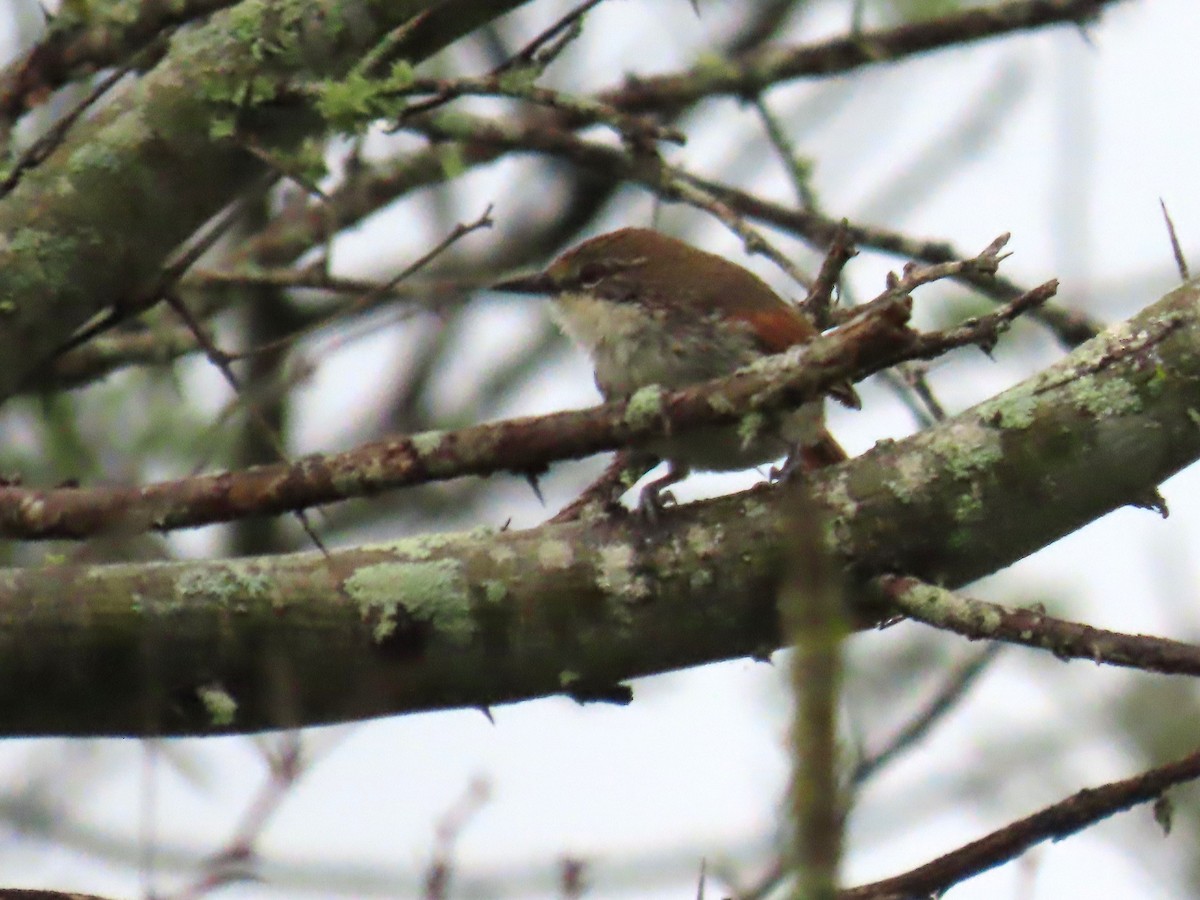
(576, 261, 608, 287)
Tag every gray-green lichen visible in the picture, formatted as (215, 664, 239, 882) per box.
(175, 562, 270, 610)
(707, 392, 737, 414)
(344, 560, 473, 646)
(488, 543, 517, 564)
(411, 430, 447, 457)
(329, 460, 370, 493)
(930, 423, 1003, 481)
(197, 683, 238, 727)
(888, 451, 927, 504)
(981, 388, 1040, 430)
(481, 579, 508, 604)
(537, 540, 574, 570)
(820, 469, 858, 520)
(685, 524, 721, 557)
(597, 543, 649, 603)
(366, 530, 465, 561)
(625, 384, 666, 431)
(902, 582, 1002, 634)
(66, 142, 125, 177)
(737, 412, 767, 450)
(1074, 377, 1142, 419)
(953, 486, 985, 524)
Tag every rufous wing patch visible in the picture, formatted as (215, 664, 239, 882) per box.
(730, 305, 818, 353)
(730, 306, 861, 409)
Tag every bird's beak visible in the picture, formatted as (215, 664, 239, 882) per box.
(490, 271, 556, 295)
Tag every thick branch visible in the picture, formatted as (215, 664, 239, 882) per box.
(0, 279, 1198, 735)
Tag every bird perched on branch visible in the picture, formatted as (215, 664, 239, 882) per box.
(493, 227, 858, 511)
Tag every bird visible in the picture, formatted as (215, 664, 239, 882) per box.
(493, 227, 858, 511)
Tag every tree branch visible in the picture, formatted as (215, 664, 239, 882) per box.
(880, 575, 1200, 676)
(0, 278, 1197, 735)
(0, 292, 921, 538)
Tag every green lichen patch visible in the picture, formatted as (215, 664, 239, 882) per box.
(952, 486, 984, 524)
(981, 389, 1040, 431)
(597, 543, 649, 602)
(411, 430, 447, 458)
(1073, 377, 1142, 419)
(537, 539, 575, 570)
(481, 579, 508, 604)
(888, 452, 927, 504)
(737, 412, 767, 450)
(488, 543, 517, 564)
(366, 530, 464, 561)
(929, 422, 1003, 481)
(344, 560, 473, 646)
(707, 392, 737, 415)
(625, 385, 666, 431)
(820, 469, 858, 520)
(685, 524, 721, 557)
(175, 563, 268, 610)
(197, 683, 238, 727)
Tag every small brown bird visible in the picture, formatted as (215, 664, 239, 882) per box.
(493, 227, 858, 509)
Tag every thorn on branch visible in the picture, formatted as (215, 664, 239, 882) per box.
(524, 470, 546, 505)
(1130, 487, 1169, 518)
(1160, 198, 1190, 282)
(565, 680, 634, 705)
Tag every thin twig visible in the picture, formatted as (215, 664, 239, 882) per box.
(227, 206, 494, 362)
(0, 62, 131, 195)
(800, 222, 857, 329)
(842, 741, 1200, 899)
(548, 450, 657, 523)
(162, 289, 330, 556)
(849, 644, 1001, 787)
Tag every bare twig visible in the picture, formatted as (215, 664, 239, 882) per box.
(841, 741, 1200, 899)
(801, 223, 857, 329)
(548, 450, 657, 523)
(849, 644, 1001, 787)
(171, 734, 306, 899)
(0, 62, 131, 195)
(227, 206, 494, 362)
(423, 778, 491, 900)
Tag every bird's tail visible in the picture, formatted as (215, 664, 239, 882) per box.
(800, 428, 848, 469)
